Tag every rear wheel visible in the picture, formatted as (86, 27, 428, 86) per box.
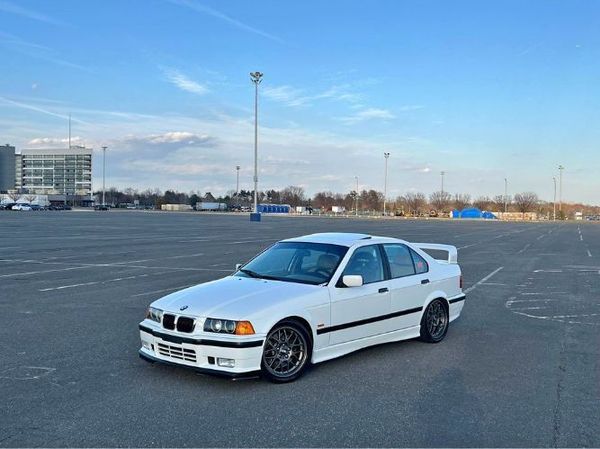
(420, 299, 449, 343)
(261, 321, 310, 383)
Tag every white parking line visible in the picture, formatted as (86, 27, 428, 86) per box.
(0, 266, 91, 278)
(580, 235, 584, 241)
(38, 274, 150, 292)
(464, 266, 504, 294)
(130, 284, 195, 297)
(0, 257, 230, 272)
(517, 243, 531, 254)
(227, 239, 275, 245)
(537, 234, 545, 240)
(587, 249, 592, 257)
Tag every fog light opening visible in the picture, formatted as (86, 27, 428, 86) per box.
(142, 340, 152, 350)
(217, 358, 235, 368)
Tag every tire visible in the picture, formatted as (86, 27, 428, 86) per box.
(261, 320, 311, 383)
(420, 299, 449, 343)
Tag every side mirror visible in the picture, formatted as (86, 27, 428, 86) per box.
(342, 275, 363, 287)
(235, 263, 242, 271)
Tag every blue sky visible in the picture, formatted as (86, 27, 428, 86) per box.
(1, 0, 599, 203)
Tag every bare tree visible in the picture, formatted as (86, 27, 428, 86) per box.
(24, 194, 36, 203)
(281, 186, 306, 207)
(265, 189, 281, 204)
(404, 192, 427, 216)
(513, 192, 539, 219)
(6, 191, 20, 202)
(429, 191, 452, 212)
(343, 192, 356, 212)
(359, 189, 384, 212)
(313, 191, 335, 210)
(453, 193, 471, 211)
(395, 195, 408, 215)
(492, 194, 510, 212)
(473, 196, 491, 211)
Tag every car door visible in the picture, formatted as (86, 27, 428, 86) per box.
(327, 244, 391, 345)
(381, 244, 429, 330)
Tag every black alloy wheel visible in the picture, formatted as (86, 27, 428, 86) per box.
(261, 321, 310, 382)
(420, 299, 449, 343)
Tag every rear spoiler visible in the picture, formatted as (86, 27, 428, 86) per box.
(413, 243, 458, 264)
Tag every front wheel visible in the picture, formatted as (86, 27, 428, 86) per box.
(420, 299, 449, 343)
(261, 321, 310, 383)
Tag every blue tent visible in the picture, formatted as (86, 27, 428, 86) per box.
(452, 207, 497, 219)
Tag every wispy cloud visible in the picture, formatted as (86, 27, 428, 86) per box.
(0, 96, 88, 124)
(0, 31, 89, 71)
(0, 31, 50, 50)
(163, 68, 208, 95)
(27, 136, 85, 147)
(398, 105, 425, 112)
(262, 83, 361, 107)
(338, 107, 396, 124)
(166, 0, 283, 43)
(123, 131, 215, 147)
(0, 0, 66, 26)
(262, 85, 308, 106)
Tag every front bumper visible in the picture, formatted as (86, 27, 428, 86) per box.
(139, 323, 264, 375)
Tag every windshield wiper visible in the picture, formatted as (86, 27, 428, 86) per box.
(238, 269, 281, 282)
(239, 268, 261, 278)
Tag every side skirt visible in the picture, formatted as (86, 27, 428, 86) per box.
(311, 325, 421, 364)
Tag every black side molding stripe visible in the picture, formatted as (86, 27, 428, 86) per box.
(317, 306, 423, 335)
(139, 325, 263, 348)
(449, 295, 466, 304)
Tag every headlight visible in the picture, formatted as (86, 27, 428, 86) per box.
(145, 307, 163, 323)
(204, 318, 255, 335)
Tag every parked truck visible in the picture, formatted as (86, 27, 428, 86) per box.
(195, 202, 227, 211)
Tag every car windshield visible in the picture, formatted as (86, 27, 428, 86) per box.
(237, 242, 348, 285)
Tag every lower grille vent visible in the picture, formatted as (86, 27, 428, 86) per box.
(157, 342, 197, 362)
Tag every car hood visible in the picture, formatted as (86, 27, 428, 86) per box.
(151, 275, 321, 320)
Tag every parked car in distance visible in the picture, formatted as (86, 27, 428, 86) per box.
(12, 203, 32, 211)
(29, 204, 43, 211)
(0, 203, 16, 210)
(94, 205, 110, 211)
(46, 204, 71, 210)
(139, 232, 465, 382)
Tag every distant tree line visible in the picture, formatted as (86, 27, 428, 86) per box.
(93, 186, 600, 218)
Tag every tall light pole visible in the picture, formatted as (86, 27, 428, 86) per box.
(440, 171, 445, 194)
(355, 176, 359, 217)
(504, 177, 508, 213)
(383, 152, 390, 216)
(553, 177, 557, 221)
(102, 146, 107, 206)
(558, 165, 564, 212)
(250, 71, 263, 214)
(235, 165, 240, 195)
(65, 113, 71, 206)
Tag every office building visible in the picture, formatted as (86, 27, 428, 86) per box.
(0, 144, 15, 192)
(16, 146, 92, 196)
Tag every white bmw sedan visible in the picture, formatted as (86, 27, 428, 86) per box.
(139, 232, 465, 382)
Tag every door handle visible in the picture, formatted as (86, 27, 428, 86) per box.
(421, 279, 430, 285)
(378, 287, 389, 293)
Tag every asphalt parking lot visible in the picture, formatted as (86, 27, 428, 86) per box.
(1, 211, 599, 447)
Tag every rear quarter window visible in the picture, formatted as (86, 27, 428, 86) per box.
(410, 249, 429, 274)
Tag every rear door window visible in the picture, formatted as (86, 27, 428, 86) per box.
(383, 244, 416, 278)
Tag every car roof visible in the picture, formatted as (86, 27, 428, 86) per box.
(281, 232, 404, 247)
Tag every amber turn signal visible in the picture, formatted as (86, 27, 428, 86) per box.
(235, 321, 255, 335)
